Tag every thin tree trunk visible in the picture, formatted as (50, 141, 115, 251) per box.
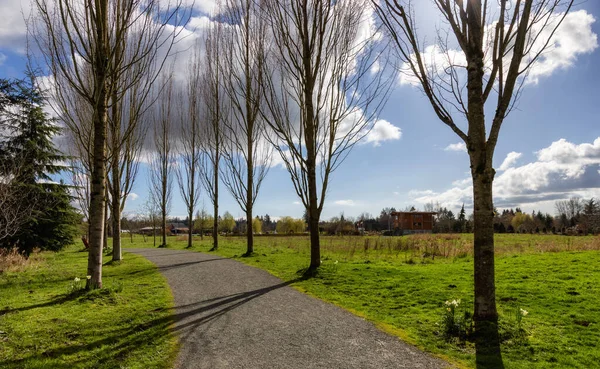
(245, 133, 254, 255)
(103, 186, 109, 250)
(161, 206, 167, 247)
(211, 155, 219, 251)
(187, 206, 193, 248)
(111, 162, 122, 260)
(308, 179, 320, 271)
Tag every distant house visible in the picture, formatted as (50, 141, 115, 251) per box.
(138, 226, 157, 235)
(391, 212, 436, 234)
(169, 223, 189, 235)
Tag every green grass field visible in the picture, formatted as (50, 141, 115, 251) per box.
(124, 233, 600, 368)
(0, 246, 177, 369)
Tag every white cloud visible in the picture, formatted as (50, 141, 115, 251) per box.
(398, 10, 597, 86)
(0, 53, 6, 66)
(524, 10, 598, 84)
(128, 193, 139, 201)
(393, 191, 399, 196)
(334, 199, 356, 206)
(409, 137, 600, 213)
(293, 201, 301, 205)
(498, 151, 522, 171)
(399, 44, 467, 86)
(444, 142, 467, 152)
(363, 119, 401, 146)
(0, 0, 29, 54)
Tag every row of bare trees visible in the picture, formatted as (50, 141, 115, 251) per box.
(31, 0, 576, 366)
(32, 0, 189, 288)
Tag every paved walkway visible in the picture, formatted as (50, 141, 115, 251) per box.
(127, 248, 450, 369)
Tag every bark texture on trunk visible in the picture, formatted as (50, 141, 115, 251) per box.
(111, 163, 122, 261)
(86, 0, 109, 290)
(471, 160, 503, 368)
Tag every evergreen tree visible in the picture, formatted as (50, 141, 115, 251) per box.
(0, 76, 80, 255)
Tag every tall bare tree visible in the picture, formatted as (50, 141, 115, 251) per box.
(149, 76, 174, 248)
(32, 0, 188, 288)
(175, 51, 203, 249)
(373, 0, 575, 366)
(200, 21, 228, 251)
(262, 0, 392, 272)
(220, 0, 271, 256)
(0, 161, 36, 244)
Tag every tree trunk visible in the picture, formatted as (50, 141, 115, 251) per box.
(245, 131, 254, 255)
(187, 206, 193, 248)
(103, 187, 109, 250)
(210, 156, 219, 251)
(111, 161, 122, 260)
(471, 156, 503, 368)
(161, 206, 167, 247)
(307, 157, 320, 271)
(86, 0, 109, 289)
(246, 207, 253, 255)
(86, 13, 108, 289)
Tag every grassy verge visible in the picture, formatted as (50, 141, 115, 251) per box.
(0, 245, 177, 369)
(125, 233, 600, 368)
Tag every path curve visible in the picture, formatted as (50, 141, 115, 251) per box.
(127, 248, 451, 369)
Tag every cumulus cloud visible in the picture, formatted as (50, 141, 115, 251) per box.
(498, 151, 522, 171)
(0, 0, 29, 54)
(444, 142, 467, 152)
(409, 137, 600, 212)
(128, 193, 139, 201)
(524, 10, 598, 84)
(334, 199, 356, 206)
(398, 9, 597, 87)
(363, 119, 402, 146)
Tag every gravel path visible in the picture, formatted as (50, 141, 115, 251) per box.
(127, 248, 451, 369)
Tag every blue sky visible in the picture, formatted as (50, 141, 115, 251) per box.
(2, 1, 599, 221)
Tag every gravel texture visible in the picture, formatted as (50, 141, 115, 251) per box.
(127, 248, 452, 369)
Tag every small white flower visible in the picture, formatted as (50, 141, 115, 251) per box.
(520, 309, 528, 316)
(74, 277, 80, 282)
(86, 275, 91, 280)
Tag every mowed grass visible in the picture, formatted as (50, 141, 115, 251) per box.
(0, 245, 177, 369)
(125, 233, 600, 368)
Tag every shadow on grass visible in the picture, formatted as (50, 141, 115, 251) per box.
(0, 277, 302, 368)
(0, 291, 83, 316)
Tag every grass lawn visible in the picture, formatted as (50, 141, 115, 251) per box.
(125, 233, 600, 368)
(0, 245, 177, 369)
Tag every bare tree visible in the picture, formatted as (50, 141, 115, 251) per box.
(0, 162, 36, 244)
(32, 0, 188, 288)
(175, 51, 203, 249)
(220, 0, 271, 256)
(262, 0, 392, 272)
(373, 0, 575, 365)
(200, 21, 228, 251)
(149, 76, 174, 248)
(555, 197, 583, 222)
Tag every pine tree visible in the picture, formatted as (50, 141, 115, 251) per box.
(0, 76, 80, 255)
